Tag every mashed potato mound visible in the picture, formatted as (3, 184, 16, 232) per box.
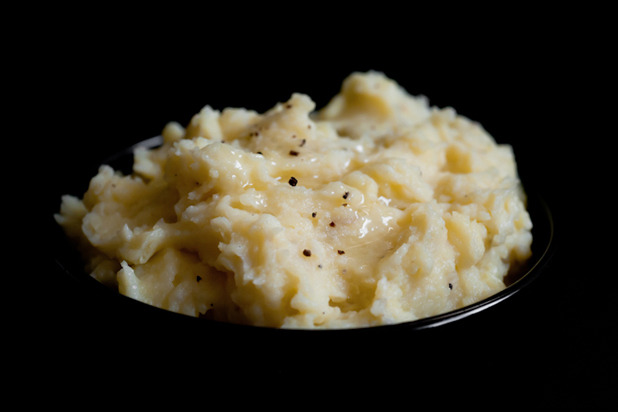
(55, 71, 532, 329)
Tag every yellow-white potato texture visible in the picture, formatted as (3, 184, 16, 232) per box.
(56, 72, 532, 329)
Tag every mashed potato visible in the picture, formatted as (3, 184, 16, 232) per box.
(55, 71, 532, 329)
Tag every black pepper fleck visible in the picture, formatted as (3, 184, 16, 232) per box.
(288, 176, 298, 186)
(289, 150, 299, 156)
(448, 283, 453, 290)
(338, 250, 345, 255)
(329, 221, 336, 227)
(299, 138, 306, 147)
(196, 275, 202, 282)
(343, 191, 349, 199)
(312, 212, 317, 218)
(303, 249, 312, 257)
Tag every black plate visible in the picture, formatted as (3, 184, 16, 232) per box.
(51, 136, 556, 338)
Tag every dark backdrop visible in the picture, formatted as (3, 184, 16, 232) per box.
(28, 8, 612, 409)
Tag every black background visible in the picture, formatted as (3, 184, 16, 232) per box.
(22, 6, 613, 408)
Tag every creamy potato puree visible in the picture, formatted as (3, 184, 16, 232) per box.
(55, 72, 532, 329)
